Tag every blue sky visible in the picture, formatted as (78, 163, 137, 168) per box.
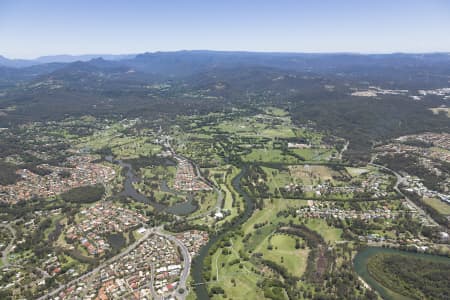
(1, 0, 449, 58)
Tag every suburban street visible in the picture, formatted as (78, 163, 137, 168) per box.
(39, 227, 153, 300)
(38, 225, 192, 300)
(369, 163, 439, 226)
(0, 222, 16, 267)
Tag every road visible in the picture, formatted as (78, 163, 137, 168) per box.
(369, 162, 438, 226)
(0, 222, 17, 267)
(154, 227, 191, 300)
(337, 140, 349, 160)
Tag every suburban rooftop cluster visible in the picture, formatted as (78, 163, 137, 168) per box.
(173, 156, 212, 191)
(64, 202, 149, 256)
(0, 155, 115, 204)
(56, 234, 182, 300)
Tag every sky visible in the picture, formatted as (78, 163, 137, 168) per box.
(1, 0, 450, 59)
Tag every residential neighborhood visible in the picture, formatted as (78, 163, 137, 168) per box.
(56, 233, 184, 300)
(0, 155, 116, 204)
(63, 202, 149, 256)
(173, 156, 212, 192)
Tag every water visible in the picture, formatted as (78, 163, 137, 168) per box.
(109, 157, 198, 215)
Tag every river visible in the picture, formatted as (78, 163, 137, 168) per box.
(353, 247, 450, 300)
(191, 166, 254, 300)
(107, 156, 198, 215)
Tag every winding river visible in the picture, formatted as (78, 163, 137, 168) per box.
(107, 157, 198, 215)
(353, 247, 450, 300)
(191, 166, 255, 300)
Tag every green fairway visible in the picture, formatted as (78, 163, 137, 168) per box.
(305, 219, 343, 243)
(258, 234, 309, 277)
(423, 197, 450, 215)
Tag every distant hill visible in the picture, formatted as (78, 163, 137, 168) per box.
(34, 54, 136, 64)
(0, 55, 37, 68)
(0, 53, 136, 68)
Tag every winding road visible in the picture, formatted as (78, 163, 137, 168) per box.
(154, 227, 191, 300)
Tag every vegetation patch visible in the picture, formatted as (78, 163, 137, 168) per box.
(60, 184, 105, 203)
(367, 253, 450, 299)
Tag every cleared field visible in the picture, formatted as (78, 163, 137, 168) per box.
(430, 107, 450, 118)
(423, 197, 450, 215)
(216, 115, 295, 139)
(262, 166, 292, 194)
(345, 167, 370, 177)
(263, 107, 289, 117)
(79, 130, 161, 159)
(288, 165, 339, 185)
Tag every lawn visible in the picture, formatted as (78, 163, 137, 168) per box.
(305, 219, 343, 243)
(345, 167, 370, 177)
(258, 234, 309, 277)
(263, 107, 289, 117)
(207, 198, 341, 299)
(423, 197, 450, 215)
(210, 243, 267, 300)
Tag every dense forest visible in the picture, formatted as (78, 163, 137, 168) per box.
(60, 184, 105, 203)
(0, 161, 19, 185)
(367, 253, 450, 299)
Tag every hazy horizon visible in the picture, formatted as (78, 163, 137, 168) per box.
(2, 49, 450, 61)
(1, 0, 450, 59)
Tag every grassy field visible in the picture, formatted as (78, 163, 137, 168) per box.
(216, 116, 295, 139)
(263, 107, 289, 117)
(262, 165, 341, 194)
(243, 148, 299, 164)
(208, 198, 310, 299)
(76, 123, 161, 159)
(291, 148, 336, 161)
(345, 167, 370, 177)
(210, 248, 267, 300)
(257, 234, 309, 277)
(305, 219, 343, 243)
(262, 166, 292, 194)
(423, 197, 450, 215)
(288, 165, 338, 185)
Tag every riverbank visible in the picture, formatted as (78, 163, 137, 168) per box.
(191, 166, 255, 300)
